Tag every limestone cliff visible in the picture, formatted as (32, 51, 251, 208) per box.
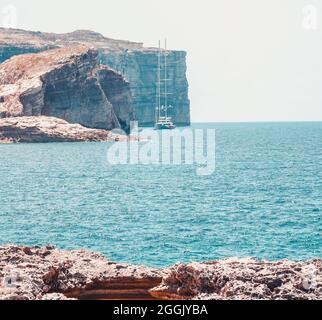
(0, 28, 190, 126)
(0, 46, 135, 133)
(102, 50, 190, 126)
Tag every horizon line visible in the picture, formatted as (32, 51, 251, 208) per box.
(190, 120, 321, 124)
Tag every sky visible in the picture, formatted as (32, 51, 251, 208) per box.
(1, 0, 322, 122)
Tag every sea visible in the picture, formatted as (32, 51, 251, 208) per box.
(0, 122, 321, 267)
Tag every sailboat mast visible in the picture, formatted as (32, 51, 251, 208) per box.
(154, 38, 176, 130)
(159, 41, 161, 119)
(164, 38, 168, 118)
(155, 40, 161, 123)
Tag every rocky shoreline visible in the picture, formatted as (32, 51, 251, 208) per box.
(0, 245, 320, 300)
(0, 116, 129, 143)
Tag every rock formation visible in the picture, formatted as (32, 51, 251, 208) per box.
(0, 28, 190, 126)
(0, 245, 320, 300)
(0, 245, 163, 300)
(151, 259, 322, 300)
(0, 46, 135, 134)
(0, 116, 128, 143)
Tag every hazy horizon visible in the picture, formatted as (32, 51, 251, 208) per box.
(1, 0, 322, 123)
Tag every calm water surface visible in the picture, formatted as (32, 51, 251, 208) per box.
(0, 122, 321, 267)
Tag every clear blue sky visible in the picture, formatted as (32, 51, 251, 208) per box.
(2, 0, 322, 122)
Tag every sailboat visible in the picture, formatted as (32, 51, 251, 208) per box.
(154, 39, 176, 130)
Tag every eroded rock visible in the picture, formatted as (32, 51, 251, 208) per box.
(0, 245, 163, 300)
(0, 46, 135, 133)
(0, 246, 320, 300)
(0, 116, 125, 143)
(150, 259, 322, 300)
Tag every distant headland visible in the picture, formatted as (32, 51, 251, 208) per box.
(0, 28, 190, 143)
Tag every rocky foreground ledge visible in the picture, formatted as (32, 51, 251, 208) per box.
(0, 246, 320, 300)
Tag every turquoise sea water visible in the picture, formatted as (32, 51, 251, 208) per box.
(0, 122, 321, 267)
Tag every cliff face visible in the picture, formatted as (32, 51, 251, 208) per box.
(101, 50, 190, 126)
(0, 46, 135, 133)
(0, 28, 190, 126)
(0, 245, 320, 300)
